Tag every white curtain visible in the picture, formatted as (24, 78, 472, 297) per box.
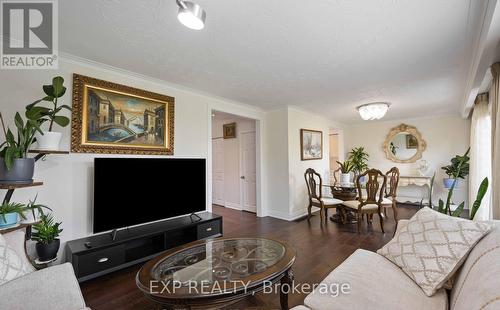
(491, 63, 500, 219)
(469, 94, 491, 220)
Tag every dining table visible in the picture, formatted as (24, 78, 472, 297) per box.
(322, 183, 358, 224)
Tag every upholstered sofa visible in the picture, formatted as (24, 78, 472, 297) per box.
(0, 230, 89, 310)
(292, 219, 500, 310)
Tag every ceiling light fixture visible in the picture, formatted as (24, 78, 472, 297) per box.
(176, 0, 206, 30)
(356, 102, 390, 120)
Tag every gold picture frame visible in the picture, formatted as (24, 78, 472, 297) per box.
(223, 122, 236, 139)
(71, 74, 175, 155)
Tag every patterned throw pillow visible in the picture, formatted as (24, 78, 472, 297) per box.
(0, 233, 31, 285)
(377, 207, 492, 296)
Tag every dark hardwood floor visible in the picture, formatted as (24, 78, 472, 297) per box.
(81, 204, 419, 309)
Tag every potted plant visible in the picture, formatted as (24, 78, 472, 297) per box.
(21, 195, 51, 224)
(441, 149, 470, 189)
(25, 76, 71, 150)
(0, 202, 26, 228)
(0, 112, 42, 183)
(336, 160, 354, 184)
(32, 213, 62, 261)
(348, 147, 369, 181)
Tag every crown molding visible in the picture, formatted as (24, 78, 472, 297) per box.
(59, 52, 266, 114)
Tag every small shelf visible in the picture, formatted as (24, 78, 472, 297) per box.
(29, 150, 69, 155)
(0, 222, 38, 234)
(0, 181, 43, 190)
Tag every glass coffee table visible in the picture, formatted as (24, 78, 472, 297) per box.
(136, 238, 296, 309)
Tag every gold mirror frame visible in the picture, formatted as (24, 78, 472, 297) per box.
(382, 124, 426, 163)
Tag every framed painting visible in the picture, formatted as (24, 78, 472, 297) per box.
(223, 122, 236, 139)
(406, 134, 418, 149)
(300, 129, 323, 160)
(71, 74, 174, 155)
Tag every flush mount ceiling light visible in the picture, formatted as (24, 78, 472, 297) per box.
(356, 102, 390, 120)
(176, 0, 206, 30)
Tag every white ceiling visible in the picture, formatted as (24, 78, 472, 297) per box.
(59, 0, 487, 123)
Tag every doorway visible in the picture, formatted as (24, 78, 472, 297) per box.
(211, 111, 257, 213)
(329, 128, 344, 182)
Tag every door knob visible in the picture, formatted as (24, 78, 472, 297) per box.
(240, 176, 245, 179)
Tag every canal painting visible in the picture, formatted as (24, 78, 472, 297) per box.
(86, 87, 165, 145)
(71, 74, 174, 155)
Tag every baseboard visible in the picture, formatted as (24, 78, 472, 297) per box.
(266, 207, 320, 221)
(224, 202, 242, 210)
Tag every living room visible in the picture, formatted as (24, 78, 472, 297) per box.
(1, 1, 500, 309)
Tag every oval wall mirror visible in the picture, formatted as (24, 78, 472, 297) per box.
(383, 124, 426, 163)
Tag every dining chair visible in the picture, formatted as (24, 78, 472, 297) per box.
(331, 167, 342, 188)
(341, 169, 387, 233)
(304, 168, 343, 222)
(382, 167, 400, 222)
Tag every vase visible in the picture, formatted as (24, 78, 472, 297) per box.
(35, 239, 60, 261)
(443, 178, 458, 189)
(35, 131, 62, 150)
(0, 158, 35, 184)
(340, 173, 351, 184)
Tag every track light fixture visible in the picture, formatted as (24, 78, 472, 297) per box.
(176, 0, 206, 30)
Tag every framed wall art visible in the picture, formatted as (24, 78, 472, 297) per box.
(300, 129, 323, 160)
(71, 74, 174, 155)
(223, 122, 236, 139)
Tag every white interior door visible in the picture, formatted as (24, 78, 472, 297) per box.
(241, 131, 257, 213)
(212, 138, 225, 206)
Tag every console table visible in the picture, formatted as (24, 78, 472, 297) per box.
(66, 212, 222, 282)
(397, 175, 432, 205)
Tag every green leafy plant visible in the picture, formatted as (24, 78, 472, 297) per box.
(336, 160, 354, 173)
(25, 76, 71, 131)
(441, 148, 470, 179)
(25, 195, 52, 220)
(0, 202, 27, 222)
(32, 213, 63, 244)
(470, 177, 488, 220)
(436, 149, 471, 216)
(0, 112, 42, 169)
(348, 147, 369, 175)
(427, 172, 435, 208)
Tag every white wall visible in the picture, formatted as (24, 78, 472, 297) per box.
(343, 116, 471, 207)
(288, 107, 336, 219)
(263, 109, 290, 219)
(0, 56, 266, 257)
(264, 107, 342, 220)
(211, 116, 256, 209)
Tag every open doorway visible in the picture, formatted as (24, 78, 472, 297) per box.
(329, 127, 343, 181)
(211, 111, 257, 213)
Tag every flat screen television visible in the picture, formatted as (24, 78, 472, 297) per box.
(93, 158, 206, 233)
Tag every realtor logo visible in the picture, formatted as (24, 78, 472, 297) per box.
(1, 0, 58, 69)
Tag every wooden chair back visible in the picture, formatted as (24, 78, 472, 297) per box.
(356, 169, 387, 205)
(304, 168, 323, 201)
(331, 167, 341, 187)
(385, 167, 400, 199)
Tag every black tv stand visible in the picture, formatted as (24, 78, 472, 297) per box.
(65, 212, 222, 282)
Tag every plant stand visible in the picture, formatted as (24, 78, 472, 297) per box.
(0, 150, 68, 263)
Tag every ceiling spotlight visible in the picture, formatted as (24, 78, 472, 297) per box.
(356, 102, 390, 120)
(176, 0, 206, 30)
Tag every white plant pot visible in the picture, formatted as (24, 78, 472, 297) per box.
(35, 131, 62, 150)
(21, 209, 41, 224)
(340, 173, 351, 184)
